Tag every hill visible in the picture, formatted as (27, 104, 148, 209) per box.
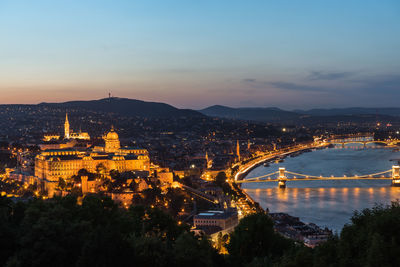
(39, 98, 204, 119)
(199, 105, 300, 122)
(295, 107, 400, 117)
(199, 105, 400, 123)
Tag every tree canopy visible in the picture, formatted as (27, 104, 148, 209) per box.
(1, 194, 400, 267)
(0, 194, 222, 267)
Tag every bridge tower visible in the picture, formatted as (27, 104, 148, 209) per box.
(392, 165, 400, 187)
(278, 167, 287, 188)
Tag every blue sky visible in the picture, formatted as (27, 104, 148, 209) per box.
(0, 0, 399, 109)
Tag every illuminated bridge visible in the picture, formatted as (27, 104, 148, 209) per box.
(327, 138, 400, 148)
(235, 166, 400, 188)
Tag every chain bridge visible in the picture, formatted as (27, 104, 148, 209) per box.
(235, 166, 400, 188)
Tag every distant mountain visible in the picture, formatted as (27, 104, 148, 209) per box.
(199, 105, 400, 123)
(294, 107, 400, 117)
(199, 105, 300, 122)
(39, 98, 204, 119)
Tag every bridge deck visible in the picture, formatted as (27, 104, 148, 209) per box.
(236, 177, 393, 183)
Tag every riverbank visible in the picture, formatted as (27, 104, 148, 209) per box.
(228, 142, 330, 217)
(270, 212, 332, 248)
(234, 142, 330, 181)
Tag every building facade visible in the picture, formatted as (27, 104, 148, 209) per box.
(194, 210, 238, 230)
(35, 127, 150, 196)
(64, 113, 90, 140)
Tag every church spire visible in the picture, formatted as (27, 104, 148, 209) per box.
(236, 140, 240, 161)
(64, 112, 70, 139)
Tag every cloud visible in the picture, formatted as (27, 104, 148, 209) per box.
(355, 74, 400, 93)
(239, 72, 400, 104)
(308, 71, 355, 81)
(270, 82, 326, 92)
(242, 78, 257, 83)
(242, 78, 326, 92)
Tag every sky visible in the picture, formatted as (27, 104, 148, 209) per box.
(0, 0, 399, 109)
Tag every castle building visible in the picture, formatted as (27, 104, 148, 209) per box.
(104, 126, 120, 153)
(35, 127, 150, 196)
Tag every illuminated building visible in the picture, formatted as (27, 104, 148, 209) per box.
(194, 210, 238, 230)
(64, 113, 90, 140)
(192, 210, 238, 243)
(236, 140, 240, 161)
(103, 126, 120, 153)
(64, 113, 70, 139)
(43, 134, 61, 142)
(35, 127, 150, 196)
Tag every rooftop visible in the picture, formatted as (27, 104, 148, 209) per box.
(195, 210, 237, 220)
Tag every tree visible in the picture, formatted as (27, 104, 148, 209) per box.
(0, 196, 16, 266)
(58, 177, 66, 190)
(278, 202, 400, 267)
(95, 163, 107, 177)
(165, 188, 185, 216)
(77, 225, 132, 267)
(109, 169, 120, 180)
(336, 202, 400, 267)
(129, 235, 171, 267)
(173, 232, 218, 267)
(226, 213, 294, 266)
(215, 172, 227, 187)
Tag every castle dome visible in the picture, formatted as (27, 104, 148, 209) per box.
(106, 127, 119, 140)
(106, 130, 119, 140)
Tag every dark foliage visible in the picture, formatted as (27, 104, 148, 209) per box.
(0, 195, 222, 267)
(278, 202, 400, 267)
(226, 213, 295, 266)
(1, 195, 400, 267)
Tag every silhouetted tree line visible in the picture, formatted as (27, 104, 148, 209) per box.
(0, 194, 223, 267)
(0, 194, 399, 267)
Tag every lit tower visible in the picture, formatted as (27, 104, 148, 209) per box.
(278, 167, 287, 188)
(64, 113, 70, 139)
(236, 140, 240, 161)
(392, 165, 400, 187)
(205, 151, 212, 169)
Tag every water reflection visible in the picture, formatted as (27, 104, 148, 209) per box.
(243, 147, 400, 231)
(245, 186, 400, 231)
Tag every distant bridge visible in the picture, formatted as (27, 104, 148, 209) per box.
(326, 138, 400, 148)
(235, 166, 400, 188)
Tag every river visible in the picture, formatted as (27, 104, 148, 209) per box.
(242, 144, 400, 232)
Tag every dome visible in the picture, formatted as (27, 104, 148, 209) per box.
(106, 129, 119, 140)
